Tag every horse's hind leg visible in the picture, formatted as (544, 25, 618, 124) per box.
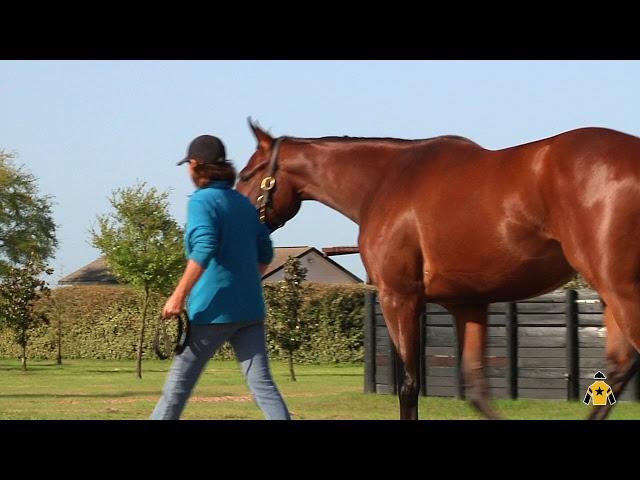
(592, 283, 640, 414)
(378, 289, 423, 420)
(588, 304, 640, 420)
(550, 197, 640, 419)
(446, 304, 502, 420)
(589, 352, 640, 420)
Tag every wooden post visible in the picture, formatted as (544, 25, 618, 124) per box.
(506, 302, 518, 399)
(565, 289, 580, 401)
(634, 361, 640, 402)
(385, 308, 398, 395)
(455, 316, 465, 400)
(363, 291, 376, 394)
(391, 342, 400, 396)
(420, 307, 427, 396)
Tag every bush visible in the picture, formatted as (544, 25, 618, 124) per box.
(0, 283, 370, 364)
(209, 284, 371, 364)
(0, 285, 172, 360)
(563, 273, 591, 290)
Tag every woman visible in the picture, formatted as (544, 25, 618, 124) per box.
(150, 134, 290, 420)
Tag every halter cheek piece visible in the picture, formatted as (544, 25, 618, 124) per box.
(256, 138, 286, 231)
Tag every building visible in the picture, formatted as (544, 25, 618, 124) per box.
(262, 246, 362, 284)
(59, 246, 363, 286)
(58, 257, 118, 285)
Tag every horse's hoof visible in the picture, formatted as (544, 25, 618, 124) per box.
(470, 397, 502, 420)
(587, 407, 610, 421)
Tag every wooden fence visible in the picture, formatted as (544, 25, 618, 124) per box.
(363, 289, 640, 401)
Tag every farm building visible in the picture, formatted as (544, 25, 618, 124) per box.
(58, 246, 363, 286)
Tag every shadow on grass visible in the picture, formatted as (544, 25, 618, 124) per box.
(283, 373, 361, 378)
(0, 391, 159, 399)
(0, 366, 169, 374)
(84, 369, 169, 374)
(0, 365, 66, 372)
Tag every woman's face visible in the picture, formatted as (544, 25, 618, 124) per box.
(187, 159, 200, 186)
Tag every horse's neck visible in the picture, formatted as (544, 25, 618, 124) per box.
(287, 143, 386, 224)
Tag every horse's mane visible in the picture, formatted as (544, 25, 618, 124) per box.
(283, 134, 481, 147)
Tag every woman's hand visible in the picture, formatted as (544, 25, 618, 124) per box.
(162, 291, 186, 319)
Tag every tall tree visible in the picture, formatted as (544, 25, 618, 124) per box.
(91, 182, 185, 378)
(42, 279, 65, 365)
(0, 258, 52, 371)
(269, 257, 308, 381)
(0, 150, 57, 276)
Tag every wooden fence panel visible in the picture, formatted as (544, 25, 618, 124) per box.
(365, 289, 640, 403)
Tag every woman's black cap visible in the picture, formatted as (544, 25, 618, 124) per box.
(177, 135, 227, 165)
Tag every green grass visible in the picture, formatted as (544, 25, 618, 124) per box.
(1, 358, 640, 420)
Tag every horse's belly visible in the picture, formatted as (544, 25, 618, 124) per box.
(424, 242, 575, 303)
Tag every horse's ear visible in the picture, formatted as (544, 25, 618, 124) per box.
(247, 117, 273, 150)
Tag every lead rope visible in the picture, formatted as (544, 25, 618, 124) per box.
(153, 311, 190, 359)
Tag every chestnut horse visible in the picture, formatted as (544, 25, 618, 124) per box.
(236, 120, 640, 420)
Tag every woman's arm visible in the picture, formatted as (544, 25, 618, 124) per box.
(162, 260, 205, 318)
(163, 195, 217, 319)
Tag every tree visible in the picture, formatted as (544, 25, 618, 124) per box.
(0, 150, 57, 276)
(0, 258, 52, 371)
(91, 182, 185, 378)
(269, 257, 308, 381)
(42, 269, 65, 365)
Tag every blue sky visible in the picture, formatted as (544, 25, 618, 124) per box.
(1, 60, 639, 284)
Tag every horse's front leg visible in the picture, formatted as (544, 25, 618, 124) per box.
(378, 289, 424, 420)
(446, 303, 501, 420)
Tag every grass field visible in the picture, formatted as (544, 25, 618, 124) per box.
(1, 358, 640, 420)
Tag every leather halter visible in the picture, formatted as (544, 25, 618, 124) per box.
(256, 138, 286, 231)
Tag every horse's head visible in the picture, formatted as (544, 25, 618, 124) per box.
(236, 118, 302, 233)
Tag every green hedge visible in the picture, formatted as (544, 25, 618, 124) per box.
(0, 283, 370, 364)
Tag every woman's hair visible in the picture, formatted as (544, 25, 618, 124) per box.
(193, 161, 237, 185)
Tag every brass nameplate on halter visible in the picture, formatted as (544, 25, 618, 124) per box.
(260, 177, 276, 190)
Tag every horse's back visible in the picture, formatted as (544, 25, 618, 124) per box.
(362, 127, 640, 302)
